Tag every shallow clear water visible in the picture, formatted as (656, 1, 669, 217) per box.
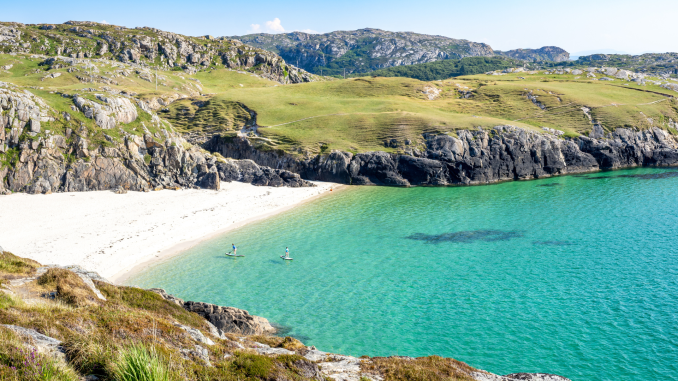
(129, 168, 678, 381)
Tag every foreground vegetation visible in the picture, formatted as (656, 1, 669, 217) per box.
(0, 251, 488, 380)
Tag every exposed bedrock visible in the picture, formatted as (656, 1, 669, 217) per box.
(206, 125, 678, 186)
(0, 129, 313, 195)
(149, 288, 276, 336)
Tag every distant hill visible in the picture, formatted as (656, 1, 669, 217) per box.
(0, 20, 320, 84)
(358, 56, 523, 81)
(232, 28, 569, 75)
(496, 46, 569, 62)
(558, 53, 678, 76)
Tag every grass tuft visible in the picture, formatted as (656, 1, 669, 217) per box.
(112, 344, 171, 381)
(0, 252, 41, 276)
(36, 268, 97, 307)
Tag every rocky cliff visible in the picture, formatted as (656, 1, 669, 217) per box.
(0, 21, 319, 84)
(206, 125, 678, 186)
(0, 85, 312, 195)
(233, 28, 571, 75)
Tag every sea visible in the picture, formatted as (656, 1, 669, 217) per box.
(128, 167, 678, 381)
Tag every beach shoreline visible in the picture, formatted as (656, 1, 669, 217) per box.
(0, 181, 340, 284)
(116, 183, 345, 284)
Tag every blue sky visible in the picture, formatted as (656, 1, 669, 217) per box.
(4, 0, 677, 55)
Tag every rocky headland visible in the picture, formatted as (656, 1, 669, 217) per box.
(206, 124, 678, 187)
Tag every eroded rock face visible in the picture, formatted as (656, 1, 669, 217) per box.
(209, 125, 678, 187)
(72, 94, 137, 129)
(216, 159, 314, 188)
(184, 301, 276, 336)
(0, 86, 311, 193)
(149, 289, 276, 336)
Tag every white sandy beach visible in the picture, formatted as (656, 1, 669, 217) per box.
(0, 182, 337, 283)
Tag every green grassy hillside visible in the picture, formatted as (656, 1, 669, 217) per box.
(2, 51, 677, 161)
(165, 69, 678, 155)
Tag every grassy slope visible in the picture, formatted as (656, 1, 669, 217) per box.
(194, 71, 678, 154)
(2, 52, 678, 158)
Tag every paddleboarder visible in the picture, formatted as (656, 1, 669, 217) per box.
(232, 243, 237, 256)
(285, 247, 289, 258)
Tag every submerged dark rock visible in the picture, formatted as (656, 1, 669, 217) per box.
(537, 183, 562, 187)
(582, 170, 678, 181)
(532, 240, 575, 246)
(407, 230, 525, 244)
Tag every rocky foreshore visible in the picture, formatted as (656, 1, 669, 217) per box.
(207, 124, 678, 186)
(0, 252, 569, 381)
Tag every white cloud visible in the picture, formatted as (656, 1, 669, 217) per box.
(101, 20, 108, 25)
(265, 18, 285, 33)
(297, 29, 318, 34)
(248, 23, 261, 33)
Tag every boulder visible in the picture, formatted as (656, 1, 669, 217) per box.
(183, 301, 276, 335)
(198, 168, 220, 190)
(173, 322, 214, 346)
(1, 325, 66, 363)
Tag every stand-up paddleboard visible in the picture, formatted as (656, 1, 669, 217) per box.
(280, 255, 293, 260)
(226, 252, 245, 257)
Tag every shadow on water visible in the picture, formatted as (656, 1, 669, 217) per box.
(537, 183, 562, 187)
(581, 170, 678, 181)
(532, 240, 575, 246)
(271, 323, 312, 342)
(407, 230, 525, 244)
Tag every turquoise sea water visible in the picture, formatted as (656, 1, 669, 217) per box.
(129, 168, 678, 381)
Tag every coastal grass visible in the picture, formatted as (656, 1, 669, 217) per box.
(0, 327, 79, 381)
(112, 344, 171, 381)
(0, 251, 40, 277)
(364, 356, 477, 381)
(37, 268, 98, 307)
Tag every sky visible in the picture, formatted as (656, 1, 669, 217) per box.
(3, 0, 677, 55)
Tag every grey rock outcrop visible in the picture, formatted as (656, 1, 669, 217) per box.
(184, 301, 276, 335)
(72, 94, 138, 129)
(0, 88, 311, 194)
(149, 288, 276, 336)
(5, 21, 320, 84)
(1, 325, 66, 363)
(173, 322, 215, 346)
(216, 159, 314, 187)
(36, 265, 109, 300)
(208, 125, 678, 187)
